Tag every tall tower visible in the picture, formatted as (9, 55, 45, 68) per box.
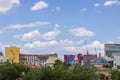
(5, 46, 20, 63)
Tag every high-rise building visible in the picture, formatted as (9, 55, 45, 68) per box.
(5, 46, 20, 63)
(104, 44, 120, 57)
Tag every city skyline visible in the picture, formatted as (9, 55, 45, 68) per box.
(0, 0, 120, 57)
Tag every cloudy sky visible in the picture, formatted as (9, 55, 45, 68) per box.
(0, 0, 120, 57)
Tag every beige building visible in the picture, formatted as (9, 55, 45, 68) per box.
(46, 56, 63, 67)
(5, 46, 20, 63)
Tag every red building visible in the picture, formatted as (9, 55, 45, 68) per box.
(64, 53, 82, 64)
(83, 54, 97, 64)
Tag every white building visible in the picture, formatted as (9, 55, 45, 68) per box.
(0, 52, 9, 65)
(112, 53, 120, 68)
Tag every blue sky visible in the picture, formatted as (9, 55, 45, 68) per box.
(0, 0, 120, 57)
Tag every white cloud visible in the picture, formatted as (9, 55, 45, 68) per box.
(0, 0, 20, 13)
(70, 27, 95, 37)
(94, 3, 100, 7)
(21, 30, 41, 41)
(14, 25, 61, 41)
(89, 40, 104, 49)
(42, 27, 61, 40)
(0, 42, 7, 54)
(24, 40, 58, 49)
(80, 40, 104, 55)
(22, 39, 72, 49)
(0, 21, 49, 33)
(21, 39, 106, 57)
(107, 41, 114, 44)
(4, 21, 49, 30)
(59, 39, 75, 47)
(82, 8, 87, 12)
(14, 30, 41, 41)
(64, 47, 77, 52)
(104, 0, 120, 6)
(31, 1, 48, 11)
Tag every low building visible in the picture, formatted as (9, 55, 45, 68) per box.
(46, 56, 63, 67)
(103, 56, 113, 67)
(0, 52, 3, 56)
(0, 54, 9, 65)
(112, 53, 120, 68)
(91, 56, 111, 80)
(83, 54, 97, 64)
(19, 53, 57, 67)
(64, 53, 82, 64)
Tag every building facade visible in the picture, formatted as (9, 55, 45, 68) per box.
(104, 44, 120, 57)
(64, 53, 82, 64)
(5, 46, 20, 63)
(19, 53, 57, 66)
(0, 53, 9, 65)
(83, 54, 97, 64)
(112, 53, 120, 68)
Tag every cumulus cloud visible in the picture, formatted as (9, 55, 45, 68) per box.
(0, 42, 7, 54)
(24, 40, 58, 49)
(70, 27, 95, 37)
(14, 26, 61, 41)
(42, 27, 61, 40)
(80, 40, 104, 55)
(0, 0, 20, 13)
(31, 1, 48, 11)
(23, 39, 77, 54)
(14, 30, 40, 41)
(22, 39, 105, 56)
(94, 3, 100, 7)
(104, 0, 120, 6)
(21, 30, 41, 41)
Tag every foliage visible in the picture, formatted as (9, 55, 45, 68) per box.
(23, 63, 99, 80)
(111, 70, 120, 80)
(117, 66, 120, 69)
(0, 63, 29, 80)
(102, 64, 111, 68)
(0, 61, 101, 80)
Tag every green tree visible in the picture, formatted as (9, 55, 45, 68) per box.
(16, 62, 100, 80)
(111, 70, 120, 80)
(0, 63, 29, 80)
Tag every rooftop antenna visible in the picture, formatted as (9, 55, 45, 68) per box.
(84, 41, 89, 55)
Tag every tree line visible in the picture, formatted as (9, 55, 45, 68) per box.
(0, 60, 120, 80)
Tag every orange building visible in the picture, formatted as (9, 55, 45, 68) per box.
(5, 46, 20, 63)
